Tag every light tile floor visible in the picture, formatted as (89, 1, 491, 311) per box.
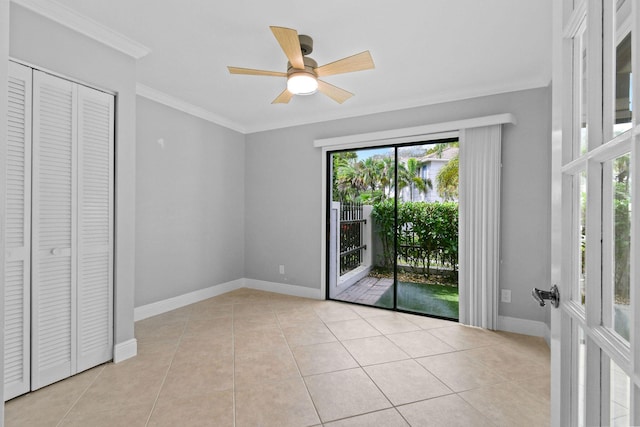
(5, 288, 550, 426)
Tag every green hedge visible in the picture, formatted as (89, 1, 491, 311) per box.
(372, 199, 458, 275)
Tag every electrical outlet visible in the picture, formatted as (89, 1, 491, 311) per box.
(501, 289, 511, 303)
(279, 265, 285, 275)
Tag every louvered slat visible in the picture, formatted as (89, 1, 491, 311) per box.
(5, 261, 25, 383)
(77, 85, 114, 371)
(78, 254, 110, 353)
(31, 71, 76, 389)
(4, 62, 32, 401)
(6, 78, 26, 249)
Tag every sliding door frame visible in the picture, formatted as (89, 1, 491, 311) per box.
(324, 136, 459, 319)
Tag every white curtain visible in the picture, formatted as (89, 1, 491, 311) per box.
(458, 125, 502, 329)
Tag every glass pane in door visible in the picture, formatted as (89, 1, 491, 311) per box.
(574, 171, 587, 305)
(575, 25, 589, 155)
(613, 1, 632, 137)
(328, 147, 394, 308)
(395, 142, 459, 319)
(606, 154, 631, 340)
(614, 33, 632, 136)
(576, 326, 586, 427)
(609, 359, 630, 426)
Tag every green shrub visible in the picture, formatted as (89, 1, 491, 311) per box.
(372, 200, 458, 275)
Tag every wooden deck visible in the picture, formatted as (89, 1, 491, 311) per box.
(334, 276, 394, 305)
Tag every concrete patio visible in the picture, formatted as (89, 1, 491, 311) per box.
(335, 276, 394, 305)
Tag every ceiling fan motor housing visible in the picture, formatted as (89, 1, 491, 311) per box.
(298, 34, 313, 55)
(287, 57, 318, 76)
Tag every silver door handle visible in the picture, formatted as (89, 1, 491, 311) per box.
(50, 248, 61, 256)
(532, 285, 560, 308)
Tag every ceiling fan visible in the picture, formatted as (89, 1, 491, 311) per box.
(228, 26, 375, 104)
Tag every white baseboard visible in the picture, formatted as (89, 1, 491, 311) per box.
(497, 315, 548, 338)
(134, 279, 245, 321)
(113, 338, 137, 363)
(244, 278, 323, 300)
(133, 278, 323, 322)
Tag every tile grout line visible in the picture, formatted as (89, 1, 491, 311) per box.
(320, 303, 466, 425)
(54, 364, 107, 427)
(320, 407, 408, 425)
(317, 303, 399, 423)
(454, 389, 500, 426)
(272, 298, 323, 426)
(143, 313, 190, 427)
(351, 328, 407, 415)
(318, 302, 459, 425)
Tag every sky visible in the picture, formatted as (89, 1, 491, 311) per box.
(356, 147, 393, 161)
(355, 144, 433, 161)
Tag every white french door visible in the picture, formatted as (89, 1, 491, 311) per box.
(4, 63, 114, 400)
(553, 1, 640, 425)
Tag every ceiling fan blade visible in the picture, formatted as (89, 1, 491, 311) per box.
(270, 26, 305, 70)
(315, 51, 375, 77)
(227, 66, 287, 77)
(317, 80, 354, 104)
(272, 89, 294, 104)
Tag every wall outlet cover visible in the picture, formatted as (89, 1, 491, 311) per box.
(501, 289, 512, 303)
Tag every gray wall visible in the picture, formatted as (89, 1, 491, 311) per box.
(9, 4, 138, 345)
(135, 97, 245, 306)
(245, 126, 323, 289)
(245, 87, 551, 323)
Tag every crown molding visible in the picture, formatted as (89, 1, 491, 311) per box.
(245, 77, 548, 133)
(134, 76, 547, 136)
(139, 76, 545, 136)
(139, 77, 545, 136)
(136, 84, 246, 134)
(11, 0, 151, 59)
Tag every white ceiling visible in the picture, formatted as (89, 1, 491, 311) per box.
(52, 0, 552, 133)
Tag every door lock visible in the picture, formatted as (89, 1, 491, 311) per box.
(532, 285, 560, 308)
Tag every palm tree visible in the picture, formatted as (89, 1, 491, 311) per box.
(380, 157, 394, 198)
(332, 152, 366, 202)
(398, 158, 432, 201)
(436, 154, 459, 201)
(336, 161, 367, 201)
(361, 157, 383, 193)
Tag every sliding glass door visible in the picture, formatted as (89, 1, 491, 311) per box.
(327, 146, 395, 308)
(327, 140, 459, 320)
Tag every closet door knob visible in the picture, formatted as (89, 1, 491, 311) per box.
(51, 248, 60, 256)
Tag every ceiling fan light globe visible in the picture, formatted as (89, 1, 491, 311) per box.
(287, 73, 318, 95)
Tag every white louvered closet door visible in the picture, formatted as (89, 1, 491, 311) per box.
(76, 85, 113, 372)
(31, 70, 78, 389)
(5, 62, 32, 400)
(5, 66, 114, 397)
